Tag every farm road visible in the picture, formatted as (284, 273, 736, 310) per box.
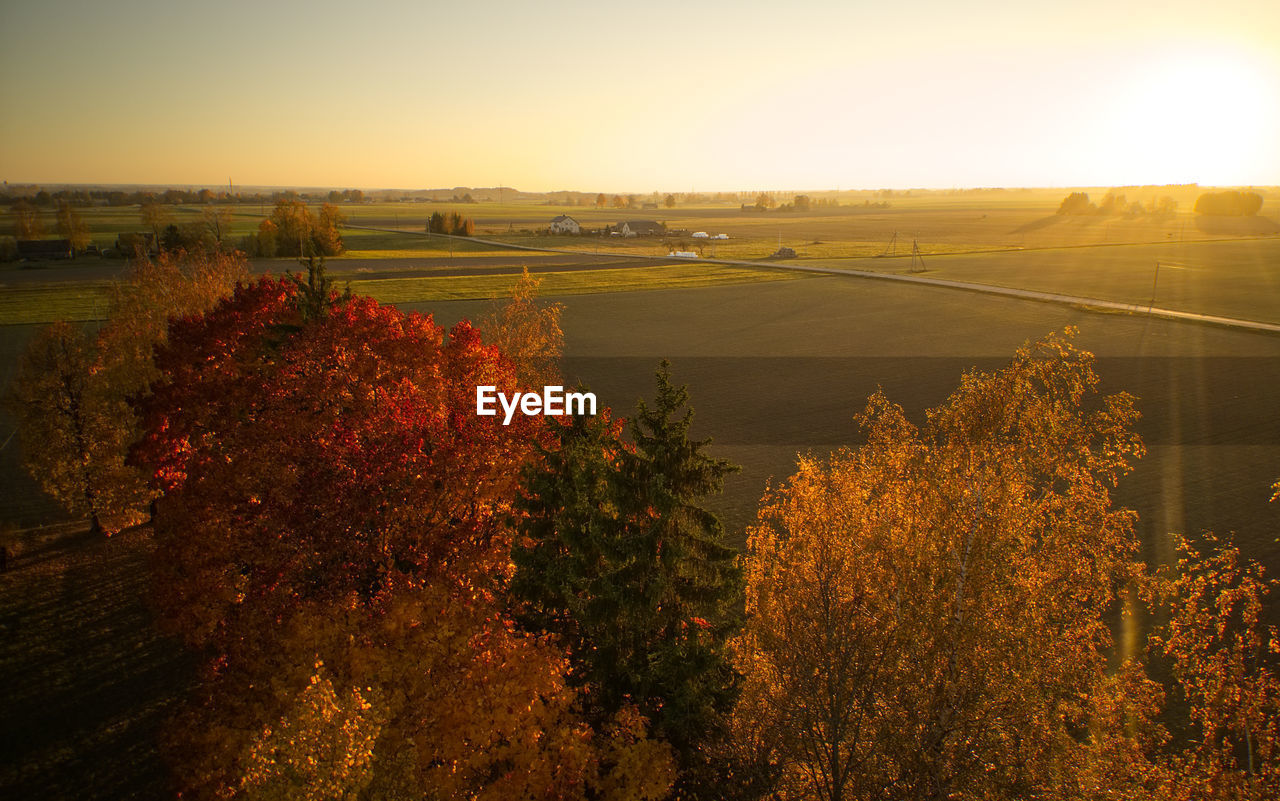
(771, 262, 1280, 335)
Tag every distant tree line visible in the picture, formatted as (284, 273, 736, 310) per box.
(1, 196, 351, 263)
(428, 211, 475, 236)
(743, 193, 886, 212)
(0, 186, 368, 209)
(3, 197, 246, 261)
(1194, 190, 1263, 216)
(1056, 191, 1178, 217)
(327, 189, 366, 203)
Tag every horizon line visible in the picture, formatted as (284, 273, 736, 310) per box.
(4, 180, 1278, 196)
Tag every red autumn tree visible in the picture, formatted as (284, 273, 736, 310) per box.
(130, 274, 674, 799)
(131, 274, 539, 651)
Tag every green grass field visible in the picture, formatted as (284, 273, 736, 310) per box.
(348, 263, 802, 303)
(0, 282, 114, 325)
(0, 264, 803, 326)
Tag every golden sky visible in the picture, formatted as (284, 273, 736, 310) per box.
(2, 0, 1277, 191)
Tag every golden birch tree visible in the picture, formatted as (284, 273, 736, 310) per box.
(734, 329, 1146, 800)
(480, 266, 565, 388)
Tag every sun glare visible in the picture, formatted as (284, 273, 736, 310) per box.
(1099, 52, 1279, 185)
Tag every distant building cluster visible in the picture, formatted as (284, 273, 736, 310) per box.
(543, 216, 674, 238)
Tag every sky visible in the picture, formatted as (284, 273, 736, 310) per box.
(1, 0, 1278, 192)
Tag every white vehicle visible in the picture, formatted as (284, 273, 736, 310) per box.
(712, 233, 729, 239)
(668, 251, 699, 258)
(691, 231, 709, 238)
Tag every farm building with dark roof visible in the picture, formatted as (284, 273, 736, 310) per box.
(16, 239, 73, 260)
(615, 220, 666, 237)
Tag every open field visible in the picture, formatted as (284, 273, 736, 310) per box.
(0, 524, 190, 800)
(336, 192, 1280, 260)
(346, 263, 801, 303)
(0, 282, 114, 326)
(805, 238, 1280, 325)
(5, 193, 1276, 330)
(7, 189, 1278, 268)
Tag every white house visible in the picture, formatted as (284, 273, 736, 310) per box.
(549, 214, 581, 234)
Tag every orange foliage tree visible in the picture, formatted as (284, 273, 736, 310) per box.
(254, 199, 344, 257)
(1146, 532, 1280, 800)
(11, 198, 45, 240)
(733, 330, 1148, 800)
(229, 583, 674, 801)
(7, 249, 246, 534)
(479, 266, 565, 389)
(55, 200, 91, 252)
(7, 323, 121, 534)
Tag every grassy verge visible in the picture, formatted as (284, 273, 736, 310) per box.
(350, 263, 805, 303)
(0, 265, 804, 325)
(0, 283, 113, 325)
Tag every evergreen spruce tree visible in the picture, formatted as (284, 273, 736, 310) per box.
(511, 407, 634, 712)
(621, 361, 742, 752)
(511, 364, 742, 786)
(287, 256, 351, 322)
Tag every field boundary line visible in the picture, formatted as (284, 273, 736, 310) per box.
(347, 226, 1280, 335)
(770, 263, 1280, 335)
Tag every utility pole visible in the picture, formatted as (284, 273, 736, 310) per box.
(911, 238, 925, 273)
(879, 231, 898, 258)
(1148, 261, 1161, 310)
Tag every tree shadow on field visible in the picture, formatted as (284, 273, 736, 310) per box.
(1009, 214, 1107, 234)
(1010, 215, 1062, 234)
(1193, 215, 1280, 236)
(0, 524, 194, 800)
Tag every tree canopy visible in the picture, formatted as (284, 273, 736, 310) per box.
(7, 249, 247, 534)
(1194, 190, 1263, 216)
(734, 330, 1146, 800)
(128, 272, 676, 799)
(511, 363, 743, 793)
